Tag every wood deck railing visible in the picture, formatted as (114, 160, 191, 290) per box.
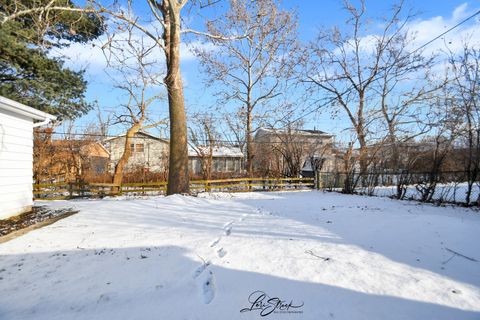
(33, 177, 314, 200)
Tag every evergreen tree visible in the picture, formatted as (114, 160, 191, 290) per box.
(0, 0, 103, 119)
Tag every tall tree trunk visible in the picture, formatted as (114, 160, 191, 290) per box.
(357, 93, 368, 178)
(112, 123, 141, 193)
(163, 1, 189, 195)
(246, 105, 254, 176)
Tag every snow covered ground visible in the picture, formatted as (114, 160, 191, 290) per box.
(0, 191, 479, 320)
(371, 183, 480, 204)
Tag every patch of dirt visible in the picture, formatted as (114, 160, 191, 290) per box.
(0, 206, 78, 237)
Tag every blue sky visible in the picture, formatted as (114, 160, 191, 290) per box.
(59, 0, 480, 140)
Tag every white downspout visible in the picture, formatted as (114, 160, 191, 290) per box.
(33, 117, 53, 128)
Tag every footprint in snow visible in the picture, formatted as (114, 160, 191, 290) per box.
(200, 270, 216, 304)
(223, 221, 233, 236)
(216, 248, 227, 258)
(96, 294, 110, 304)
(193, 261, 211, 279)
(209, 237, 221, 248)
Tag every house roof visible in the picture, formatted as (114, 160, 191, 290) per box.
(0, 95, 57, 122)
(104, 131, 169, 144)
(51, 140, 110, 158)
(188, 145, 244, 158)
(81, 142, 110, 158)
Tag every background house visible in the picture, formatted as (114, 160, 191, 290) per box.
(33, 127, 110, 183)
(0, 95, 56, 219)
(254, 127, 335, 177)
(104, 131, 169, 174)
(80, 142, 110, 176)
(188, 146, 244, 178)
(104, 132, 245, 179)
(54, 140, 108, 180)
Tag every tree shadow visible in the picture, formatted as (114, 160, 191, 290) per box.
(233, 191, 480, 287)
(51, 192, 480, 288)
(0, 245, 478, 320)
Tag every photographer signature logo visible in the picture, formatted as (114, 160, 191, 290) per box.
(240, 290, 304, 317)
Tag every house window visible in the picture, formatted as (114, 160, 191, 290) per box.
(130, 143, 144, 153)
(196, 159, 202, 174)
(213, 159, 223, 172)
(226, 158, 234, 171)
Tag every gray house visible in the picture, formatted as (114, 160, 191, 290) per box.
(104, 132, 245, 176)
(188, 146, 244, 176)
(104, 131, 169, 173)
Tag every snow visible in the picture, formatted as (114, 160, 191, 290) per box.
(371, 183, 480, 204)
(0, 191, 479, 319)
(188, 145, 244, 157)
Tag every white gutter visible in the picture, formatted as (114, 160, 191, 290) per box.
(32, 117, 54, 128)
(0, 95, 57, 124)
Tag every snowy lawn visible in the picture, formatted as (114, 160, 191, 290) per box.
(0, 191, 479, 320)
(372, 183, 480, 204)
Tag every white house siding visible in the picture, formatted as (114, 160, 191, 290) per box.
(0, 108, 34, 219)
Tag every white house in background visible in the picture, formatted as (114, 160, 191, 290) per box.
(104, 132, 245, 176)
(0, 96, 56, 219)
(103, 131, 170, 173)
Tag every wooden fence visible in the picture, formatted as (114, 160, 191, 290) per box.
(33, 177, 314, 200)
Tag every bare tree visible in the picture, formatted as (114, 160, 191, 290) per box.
(373, 39, 437, 174)
(194, 0, 298, 175)
(33, 122, 99, 185)
(414, 86, 461, 202)
(341, 142, 358, 194)
(303, 0, 433, 183)
(254, 120, 333, 178)
(223, 112, 246, 156)
(448, 43, 480, 205)
(1, 0, 238, 195)
(270, 124, 305, 178)
(33, 127, 55, 184)
(188, 113, 219, 180)
(94, 103, 112, 139)
(101, 22, 166, 192)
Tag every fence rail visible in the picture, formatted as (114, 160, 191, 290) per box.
(315, 170, 474, 190)
(33, 177, 314, 200)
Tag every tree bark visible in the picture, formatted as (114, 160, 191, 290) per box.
(246, 105, 254, 176)
(163, 1, 189, 195)
(112, 123, 141, 193)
